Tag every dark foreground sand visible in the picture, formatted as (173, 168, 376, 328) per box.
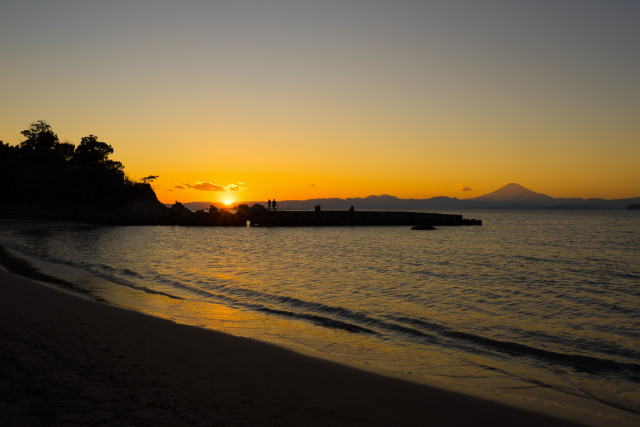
(0, 269, 585, 426)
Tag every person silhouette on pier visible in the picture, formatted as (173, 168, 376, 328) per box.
(268, 199, 272, 211)
(272, 199, 278, 211)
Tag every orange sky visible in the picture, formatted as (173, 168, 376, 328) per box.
(1, 1, 639, 204)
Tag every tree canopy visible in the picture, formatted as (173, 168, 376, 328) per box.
(1, 120, 156, 211)
(74, 135, 123, 171)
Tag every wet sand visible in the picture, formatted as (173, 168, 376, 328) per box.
(0, 267, 587, 426)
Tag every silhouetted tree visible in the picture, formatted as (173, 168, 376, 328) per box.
(11, 121, 75, 201)
(19, 120, 58, 153)
(19, 120, 71, 167)
(0, 141, 20, 200)
(74, 135, 123, 172)
(0, 140, 18, 166)
(141, 175, 159, 184)
(69, 134, 126, 203)
(1, 120, 164, 220)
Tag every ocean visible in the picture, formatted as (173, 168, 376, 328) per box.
(1, 210, 639, 424)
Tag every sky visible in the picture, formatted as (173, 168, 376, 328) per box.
(1, 0, 639, 204)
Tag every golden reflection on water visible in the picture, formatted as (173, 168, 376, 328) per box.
(6, 211, 639, 426)
(95, 276, 628, 421)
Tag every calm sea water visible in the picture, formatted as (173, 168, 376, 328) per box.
(2, 210, 639, 423)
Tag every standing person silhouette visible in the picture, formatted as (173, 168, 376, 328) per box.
(272, 199, 277, 211)
(267, 199, 272, 211)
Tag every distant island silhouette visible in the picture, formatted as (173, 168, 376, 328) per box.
(190, 183, 638, 211)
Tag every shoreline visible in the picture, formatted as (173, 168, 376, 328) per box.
(2, 219, 636, 426)
(0, 267, 588, 426)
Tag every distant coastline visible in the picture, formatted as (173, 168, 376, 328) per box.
(184, 183, 640, 212)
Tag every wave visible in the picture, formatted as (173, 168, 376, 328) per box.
(0, 241, 376, 335)
(255, 307, 376, 334)
(388, 315, 640, 382)
(184, 278, 443, 342)
(0, 240, 184, 301)
(24, 256, 629, 376)
(84, 263, 184, 301)
(4, 230, 639, 387)
(106, 273, 379, 335)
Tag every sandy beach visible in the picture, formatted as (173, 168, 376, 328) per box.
(0, 266, 588, 427)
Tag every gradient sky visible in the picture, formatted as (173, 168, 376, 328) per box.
(2, 0, 639, 204)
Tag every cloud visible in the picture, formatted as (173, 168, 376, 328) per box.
(174, 185, 185, 190)
(225, 183, 247, 192)
(458, 182, 473, 192)
(183, 181, 247, 192)
(310, 183, 316, 188)
(186, 182, 225, 191)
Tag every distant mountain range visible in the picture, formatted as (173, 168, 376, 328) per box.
(181, 183, 640, 211)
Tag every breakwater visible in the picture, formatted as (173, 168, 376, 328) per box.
(247, 210, 481, 227)
(166, 203, 482, 227)
(2, 199, 480, 227)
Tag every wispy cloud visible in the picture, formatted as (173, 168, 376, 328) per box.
(182, 181, 247, 192)
(225, 183, 246, 192)
(186, 182, 225, 191)
(174, 184, 186, 190)
(458, 182, 473, 192)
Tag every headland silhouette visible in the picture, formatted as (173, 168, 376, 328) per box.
(1, 121, 481, 227)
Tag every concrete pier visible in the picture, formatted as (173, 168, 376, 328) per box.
(246, 210, 482, 227)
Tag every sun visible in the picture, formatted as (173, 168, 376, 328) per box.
(224, 200, 232, 206)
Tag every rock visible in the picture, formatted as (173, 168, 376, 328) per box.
(411, 225, 436, 230)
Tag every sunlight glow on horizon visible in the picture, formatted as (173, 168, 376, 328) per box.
(1, 1, 639, 203)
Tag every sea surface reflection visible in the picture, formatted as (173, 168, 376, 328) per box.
(2, 210, 639, 423)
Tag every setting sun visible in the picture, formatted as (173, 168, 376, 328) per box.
(224, 200, 232, 206)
